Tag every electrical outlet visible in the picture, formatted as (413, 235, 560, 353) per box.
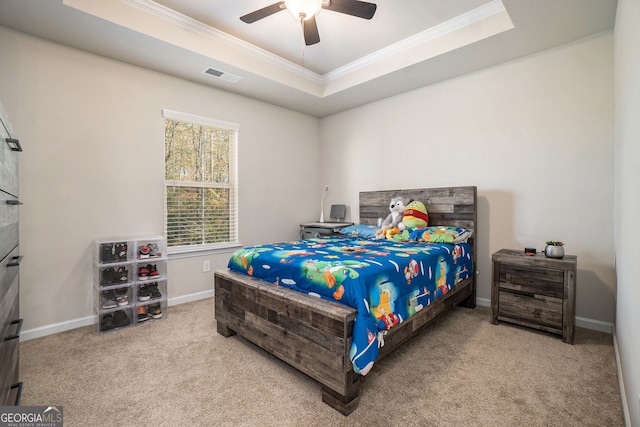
(203, 260, 211, 272)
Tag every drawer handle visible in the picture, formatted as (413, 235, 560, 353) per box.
(7, 256, 23, 267)
(10, 382, 24, 405)
(5, 138, 22, 152)
(6, 200, 22, 205)
(4, 318, 23, 341)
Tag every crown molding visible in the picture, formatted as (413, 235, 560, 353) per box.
(122, 0, 324, 83)
(69, 0, 511, 98)
(323, 0, 509, 82)
(123, 0, 510, 88)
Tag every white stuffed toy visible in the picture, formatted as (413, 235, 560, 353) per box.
(375, 197, 407, 239)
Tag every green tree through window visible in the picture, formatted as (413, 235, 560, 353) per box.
(163, 110, 238, 251)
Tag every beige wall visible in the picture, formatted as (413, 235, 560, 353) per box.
(320, 32, 615, 324)
(0, 27, 320, 334)
(0, 26, 617, 334)
(614, 0, 640, 424)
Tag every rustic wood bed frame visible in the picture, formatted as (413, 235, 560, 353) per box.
(214, 186, 477, 415)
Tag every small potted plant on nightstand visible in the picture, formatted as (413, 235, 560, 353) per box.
(545, 241, 565, 259)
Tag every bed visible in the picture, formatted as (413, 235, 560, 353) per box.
(214, 186, 477, 414)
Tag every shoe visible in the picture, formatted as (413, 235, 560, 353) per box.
(101, 244, 115, 263)
(113, 310, 131, 327)
(139, 246, 150, 259)
(138, 285, 150, 301)
(115, 243, 128, 261)
(101, 291, 117, 309)
(148, 243, 161, 258)
(116, 267, 129, 282)
(148, 303, 162, 319)
(148, 282, 162, 299)
(137, 305, 149, 322)
(148, 264, 159, 278)
(101, 313, 115, 331)
(137, 265, 150, 280)
(101, 267, 116, 286)
(114, 287, 129, 306)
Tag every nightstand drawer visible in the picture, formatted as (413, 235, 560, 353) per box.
(499, 263, 564, 298)
(498, 290, 562, 329)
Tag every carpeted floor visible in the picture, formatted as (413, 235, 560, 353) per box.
(19, 298, 624, 426)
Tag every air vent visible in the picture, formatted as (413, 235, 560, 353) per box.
(203, 67, 241, 83)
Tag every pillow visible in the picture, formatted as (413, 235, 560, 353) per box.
(339, 224, 378, 238)
(409, 226, 473, 244)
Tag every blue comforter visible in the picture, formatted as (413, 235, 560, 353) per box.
(228, 235, 473, 375)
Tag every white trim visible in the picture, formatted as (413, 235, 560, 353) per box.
(324, 0, 508, 82)
(167, 289, 214, 306)
(168, 243, 241, 259)
(20, 290, 214, 341)
(20, 315, 96, 342)
(476, 297, 491, 307)
(576, 315, 614, 334)
(162, 109, 240, 131)
(124, 0, 324, 83)
(613, 327, 632, 427)
(125, 0, 508, 87)
(20, 293, 615, 344)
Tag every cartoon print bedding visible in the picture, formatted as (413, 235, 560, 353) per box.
(227, 235, 473, 376)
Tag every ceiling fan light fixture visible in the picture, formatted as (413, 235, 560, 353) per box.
(285, 0, 322, 21)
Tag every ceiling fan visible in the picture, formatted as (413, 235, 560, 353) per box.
(240, 0, 377, 46)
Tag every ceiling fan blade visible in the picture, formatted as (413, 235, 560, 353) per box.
(303, 16, 320, 46)
(240, 2, 286, 24)
(323, 0, 377, 20)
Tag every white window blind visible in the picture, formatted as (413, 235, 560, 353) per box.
(163, 109, 238, 253)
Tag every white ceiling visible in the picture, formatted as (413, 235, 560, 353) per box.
(0, 0, 617, 117)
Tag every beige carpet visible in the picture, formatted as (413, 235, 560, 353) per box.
(19, 298, 624, 426)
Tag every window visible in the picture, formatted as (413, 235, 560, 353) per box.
(163, 109, 238, 254)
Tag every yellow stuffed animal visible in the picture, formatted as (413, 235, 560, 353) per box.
(397, 200, 429, 231)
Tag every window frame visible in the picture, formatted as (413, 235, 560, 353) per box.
(162, 109, 240, 258)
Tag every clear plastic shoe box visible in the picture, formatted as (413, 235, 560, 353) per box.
(95, 240, 134, 264)
(135, 237, 167, 261)
(135, 299, 167, 323)
(95, 262, 132, 287)
(136, 279, 167, 304)
(94, 285, 134, 311)
(99, 307, 134, 332)
(94, 236, 168, 334)
(135, 261, 167, 282)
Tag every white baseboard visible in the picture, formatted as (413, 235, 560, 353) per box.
(575, 315, 614, 334)
(20, 315, 96, 342)
(476, 297, 491, 307)
(20, 289, 215, 342)
(613, 327, 631, 427)
(167, 289, 213, 306)
(20, 292, 613, 341)
(475, 297, 613, 334)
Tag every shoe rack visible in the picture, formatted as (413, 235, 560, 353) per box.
(94, 236, 168, 334)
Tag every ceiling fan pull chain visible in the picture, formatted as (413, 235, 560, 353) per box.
(300, 18, 306, 67)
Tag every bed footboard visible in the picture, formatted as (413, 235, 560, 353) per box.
(214, 269, 361, 415)
(214, 269, 474, 415)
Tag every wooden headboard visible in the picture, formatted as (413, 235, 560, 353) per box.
(358, 186, 477, 233)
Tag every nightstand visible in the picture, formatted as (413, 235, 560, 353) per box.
(299, 222, 353, 239)
(490, 249, 577, 344)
